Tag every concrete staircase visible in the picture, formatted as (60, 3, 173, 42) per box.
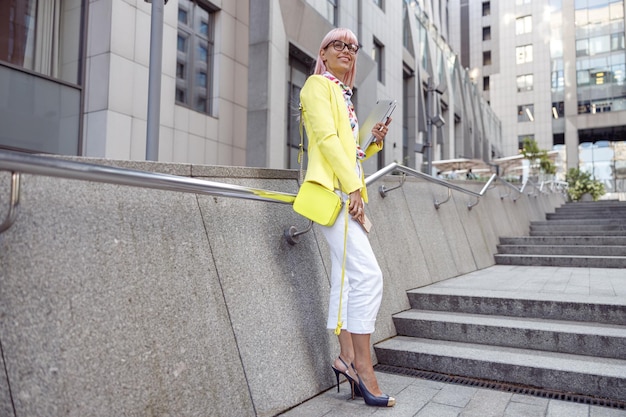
(375, 287, 626, 402)
(494, 200, 626, 268)
(375, 201, 626, 403)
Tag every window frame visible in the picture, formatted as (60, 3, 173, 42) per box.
(372, 38, 385, 83)
(516, 44, 533, 64)
(483, 50, 492, 65)
(515, 15, 532, 35)
(516, 73, 534, 92)
(482, 26, 491, 41)
(175, 0, 216, 116)
(517, 104, 535, 122)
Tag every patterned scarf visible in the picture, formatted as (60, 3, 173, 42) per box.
(322, 72, 365, 160)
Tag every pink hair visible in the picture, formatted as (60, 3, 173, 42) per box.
(314, 28, 359, 89)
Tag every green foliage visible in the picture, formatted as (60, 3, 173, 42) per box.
(520, 137, 556, 175)
(565, 167, 605, 201)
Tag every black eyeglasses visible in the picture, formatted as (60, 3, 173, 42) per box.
(325, 40, 360, 55)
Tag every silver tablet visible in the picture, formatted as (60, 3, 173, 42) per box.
(358, 100, 396, 150)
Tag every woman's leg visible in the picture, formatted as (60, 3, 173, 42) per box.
(351, 333, 383, 396)
(337, 330, 354, 363)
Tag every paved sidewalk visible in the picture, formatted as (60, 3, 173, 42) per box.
(281, 370, 626, 416)
(280, 266, 626, 417)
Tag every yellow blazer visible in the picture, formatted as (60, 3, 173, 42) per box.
(300, 75, 382, 203)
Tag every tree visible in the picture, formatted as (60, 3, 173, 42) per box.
(520, 137, 556, 175)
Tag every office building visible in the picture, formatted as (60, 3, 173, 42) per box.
(0, 0, 501, 176)
(450, 0, 626, 191)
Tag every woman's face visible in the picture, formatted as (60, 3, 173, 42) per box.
(321, 39, 358, 82)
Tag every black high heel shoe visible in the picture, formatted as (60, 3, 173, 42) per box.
(331, 357, 361, 399)
(356, 373, 396, 407)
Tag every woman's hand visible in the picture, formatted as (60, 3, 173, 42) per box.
(371, 117, 392, 145)
(348, 190, 365, 222)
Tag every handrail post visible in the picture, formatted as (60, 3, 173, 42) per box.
(283, 221, 314, 245)
(0, 172, 21, 233)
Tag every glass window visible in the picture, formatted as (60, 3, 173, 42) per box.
(516, 44, 533, 64)
(516, 15, 532, 35)
(552, 69, 564, 91)
(552, 102, 564, 118)
(518, 104, 534, 122)
(612, 62, 625, 85)
(518, 134, 534, 150)
(611, 32, 625, 50)
(176, 0, 215, 115)
(516, 74, 533, 92)
(483, 50, 492, 65)
(577, 69, 591, 85)
(403, 2, 414, 53)
(310, 0, 337, 25)
(197, 71, 207, 87)
(373, 39, 385, 83)
(588, 4, 610, 26)
(482, 2, 490, 16)
(576, 39, 589, 56)
(592, 70, 608, 85)
(483, 76, 490, 91)
(178, 8, 188, 24)
(575, 9, 588, 27)
(0, 0, 83, 84)
(199, 20, 209, 36)
(589, 35, 610, 55)
(610, 1, 624, 20)
(197, 44, 208, 62)
(177, 35, 187, 52)
(483, 26, 491, 41)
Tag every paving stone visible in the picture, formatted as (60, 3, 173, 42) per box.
(590, 406, 626, 417)
(546, 400, 591, 417)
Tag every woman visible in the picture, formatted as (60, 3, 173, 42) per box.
(299, 28, 395, 408)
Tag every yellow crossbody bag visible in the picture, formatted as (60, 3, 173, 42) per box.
(293, 181, 343, 226)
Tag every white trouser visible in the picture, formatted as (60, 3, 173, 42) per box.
(319, 209, 383, 334)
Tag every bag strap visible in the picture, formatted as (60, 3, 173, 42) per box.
(334, 201, 350, 335)
(298, 104, 305, 185)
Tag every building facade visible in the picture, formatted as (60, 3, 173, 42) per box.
(246, 0, 503, 173)
(450, 0, 626, 191)
(1, 0, 501, 176)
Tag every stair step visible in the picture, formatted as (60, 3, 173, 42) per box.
(407, 287, 626, 325)
(393, 309, 626, 359)
(547, 213, 626, 220)
(499, 236, 626, 246)
(496, 244, 626, 256)
(530, 224, 626, 232)
(530, 229, 626, 236)
(375, 336, 626, 402)
(536, 218, 626, 224)
(495, 253, 626, 268)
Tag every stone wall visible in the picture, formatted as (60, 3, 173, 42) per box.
(0, 160, 564, 417)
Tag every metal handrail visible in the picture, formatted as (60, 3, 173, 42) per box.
(495, 177, 524, 201)
(0, 151, 564, 244)
(0, 150, 297, 233)
(367, 162, 497, 209)
(285, 162, 507, 244)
